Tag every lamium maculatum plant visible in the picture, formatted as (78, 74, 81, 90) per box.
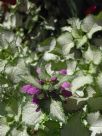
(0, 1, 102, 136)
(21, 68, 72, 113)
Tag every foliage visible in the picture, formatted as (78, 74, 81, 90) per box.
(0, 1, 102, 136)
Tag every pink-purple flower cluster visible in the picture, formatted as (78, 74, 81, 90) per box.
(21, 68, 72, 110)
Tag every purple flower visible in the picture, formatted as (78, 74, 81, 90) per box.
(36, 107, 40, 112)
(36, 67, 41, 74)
(59, 69, 67, 75)
(32, 97, 40, 105)
(51, 77, 57, 82)
(61, 90, 72, 97)
(61, 82, 71, 89)
(32, 97, 40, 112)
(38, 80, 44, 85)
(21, 84, 40, 95)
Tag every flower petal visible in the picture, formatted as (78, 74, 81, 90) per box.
(59, 69, 67, 75)
(32, 97, 40, 105)
(21, 84, 32, 93)
(61, 82, 71, 89)
(61, 90, 72, 97)
(85, 5, 97, 15)
(21, 84, 40, 95)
